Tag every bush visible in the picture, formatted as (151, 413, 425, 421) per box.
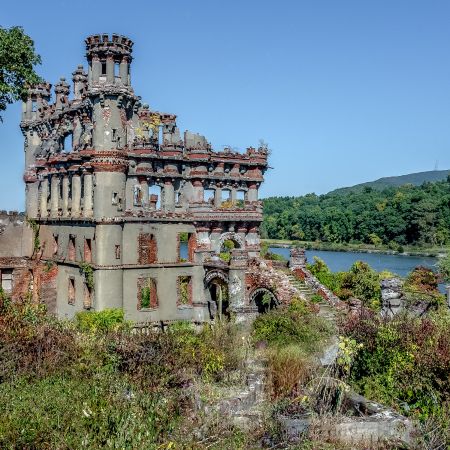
(0, 375, 179, 449)
(75, 309, 130, 333)
(341, 308, 450, 424)
(252, 299, 332, 353)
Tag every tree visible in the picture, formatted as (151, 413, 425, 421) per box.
(0, 26, 41, 120)
(438, 254, 450, 282)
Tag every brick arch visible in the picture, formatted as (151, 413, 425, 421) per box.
(249, 287, 279, 313)
(219, 232, 245, 250)
(204, 269, 229, 287)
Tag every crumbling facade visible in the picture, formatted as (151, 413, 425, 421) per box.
(4, 34, 272, 322)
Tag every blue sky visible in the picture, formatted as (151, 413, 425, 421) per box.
(1, 0, 450, 210)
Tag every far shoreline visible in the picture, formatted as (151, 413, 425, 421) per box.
(262, 239, 449, 258)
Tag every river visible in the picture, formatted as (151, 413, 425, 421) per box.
(269, 246, 447, 293)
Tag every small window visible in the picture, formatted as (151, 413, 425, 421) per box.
(31, 101, 37, 112)
(101, 62, 107, 75)
(112, 192, 119, 205)
(115, 245, 121, 259)
(114, 62, 120, 77)
(53, 235, 59, 256)
(83, 284, 92, 309)
(138, 277, 158, 309)
(133, 186, 142, 206)
(68, 235, 76, 261)
(68, 277, 75, 305)
(111, 128, 117, 142)
(63, 134, 73, 152)
(1, 269, 13, 293)
(178, 276, 192, 305)
(84, 238, 92, 263)
(138, 233, 157, 264)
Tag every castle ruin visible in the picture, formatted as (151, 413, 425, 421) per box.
(0, 34, 278, 323)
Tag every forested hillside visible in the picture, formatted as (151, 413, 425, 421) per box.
(329, 169, 450, 195)
(262, 178, 450, 247)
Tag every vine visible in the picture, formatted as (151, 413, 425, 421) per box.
(79, 262, 94, 290)
(26, 217, 40, 254)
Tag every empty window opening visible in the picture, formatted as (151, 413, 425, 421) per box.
(112, 191, 119, 205)
(204, 189, 215, 204)
(111, 128, 117, 142)
(101, 61, 107, 75)
(63, 133, 73, 152)
(133, 185, 142, 206)
(236, 190, 245, 207)
(31, 100, 37, 112)
(178, 232, 195, 262)
(53, 235, 59, 256)
(178, 276, 192, 305)
(158, 126, 163, 146)
(115, 245, 121, 259)
(1, 269, 13, 293)
(68, 277, 75, 305)
(84, 238, 92, 263)
(83, 284, 92, 309)
(221, 189, 231, 206)
(114, 62, 120, 78)
(68, 235, 76, 261)
(138, 233, 157, 264)
(138, 278, 158, 309)
(149, 185, 161, 209)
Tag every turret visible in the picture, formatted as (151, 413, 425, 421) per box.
(54, 77, 70, 110)
(85, 34, 133, 87)
(72, 65, 88, 100)
(22, 82, 51, 121)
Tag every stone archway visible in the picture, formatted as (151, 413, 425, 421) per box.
(249, 287, 279, 314)
(219, 232, 245, 250)
(204, 270, 230, 320)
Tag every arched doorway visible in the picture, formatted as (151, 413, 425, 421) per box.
(250, 288, 278, 314)
(204, 270, 230, 320)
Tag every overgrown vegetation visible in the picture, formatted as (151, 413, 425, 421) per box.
(0, 294, 248, 448)
(341, 308, 450, 446)
(263, 178, 450, 247)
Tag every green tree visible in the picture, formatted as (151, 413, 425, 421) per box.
(0, 26, 41, 120)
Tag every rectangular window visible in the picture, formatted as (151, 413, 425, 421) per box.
(112, 191, 119, 205)
(84, 238, 92, 263)
(1, 269, 13, 293)
(178, 275, 192, 305)
(178, 233, 195, 262)
(53, 235, 59, 256)
(138, 233, 157, 264)
(137, 277, 158, 309)
(68, 235, 76, 261)
(68, 277, 75, 305)
(115, 245, 121, 259)
(101, 62, 107, 75)
(83, 284, 92, 309)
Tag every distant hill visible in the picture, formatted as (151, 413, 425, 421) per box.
(328, 170, 450, 195)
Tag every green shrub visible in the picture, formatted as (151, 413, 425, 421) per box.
(75, 309, 130, 333)
(252, 299, 332, 353)
(0, 375, 179, 449)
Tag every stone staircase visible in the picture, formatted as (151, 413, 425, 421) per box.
(283, 270, 337, 324)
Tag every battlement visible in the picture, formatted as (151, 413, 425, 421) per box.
(85, 34, 134, 60)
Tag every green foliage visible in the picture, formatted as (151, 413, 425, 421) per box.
(75, 309, 130, 333)
(178, 276, 191, 304)
(0, 375, 178, 449)
(26, 217, 40, 253)
(438, 253, 450, 282)
(263, 179, 450, 247)
(178, 231, 188, 242)
(79, 261, 94, 289)
(0, 26, 42, 119)
(141, 286, 151, 308)
(342, 309, 450, 428)
(403, 266, 445, 307)
(222, 239, 236, 251)
(218, 252, 231, 262)
(308, 257, 383, 309)
(252, 298, 332, 353)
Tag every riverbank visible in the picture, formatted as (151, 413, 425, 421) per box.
(262, 239, 449, 258)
